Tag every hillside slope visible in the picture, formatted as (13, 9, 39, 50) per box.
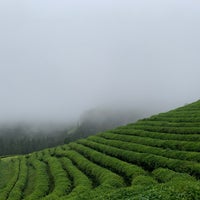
(1, 100, 200, 199)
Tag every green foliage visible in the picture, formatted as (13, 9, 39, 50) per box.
(0, 158, 20, 200)
(130, 124, 200, 134)
(113, 127, 200, 141)
(101, 131, 200, 152)
(69, 141, 147, 186)
(76, 137, 200, 177)
(0, 159, 16, 190)
(64, 149, 125, 189)
(42, 156, 71, 199)
(88, 135, 200, 162)
(152, 167, 195, 183)
(60, 157, 92, 198)
(25, 158, 49, 200)
(7, 157, 28, 200)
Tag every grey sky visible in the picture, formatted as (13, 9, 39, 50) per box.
(0, 0, 199, 122)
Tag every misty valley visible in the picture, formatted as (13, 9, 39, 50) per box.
(0, 107, 146, 157)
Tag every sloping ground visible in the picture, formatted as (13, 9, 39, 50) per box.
(1, 100, 200, 199)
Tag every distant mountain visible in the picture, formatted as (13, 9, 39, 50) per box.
(64, 106, 151, 143)
(0, 123, 70, 156)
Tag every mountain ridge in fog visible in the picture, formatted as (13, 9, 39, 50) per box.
(64, 104, 161, 143)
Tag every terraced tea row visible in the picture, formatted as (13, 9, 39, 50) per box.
(76, 138, 200, 178)
(112, 128, 200, 142)
(0, 158, 21, 200)
(87, 135, 200, 162)
(100, 132, 200, 152)
(25, 157, 49, 200)
(68, 142, 147, 186)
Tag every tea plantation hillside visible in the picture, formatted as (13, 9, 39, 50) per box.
(1, 100, 200, 200)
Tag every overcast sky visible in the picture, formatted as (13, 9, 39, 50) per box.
(0, 0, 199, 123)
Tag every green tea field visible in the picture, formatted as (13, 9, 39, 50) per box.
(1, 100, 200, 200)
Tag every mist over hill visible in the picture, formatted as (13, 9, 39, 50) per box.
(64, 105, 158, 143)
(0, 122, 70, 156)
(0, 104, 157, 156)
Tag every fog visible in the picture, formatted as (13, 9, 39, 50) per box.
(0, 0, 200, 124)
